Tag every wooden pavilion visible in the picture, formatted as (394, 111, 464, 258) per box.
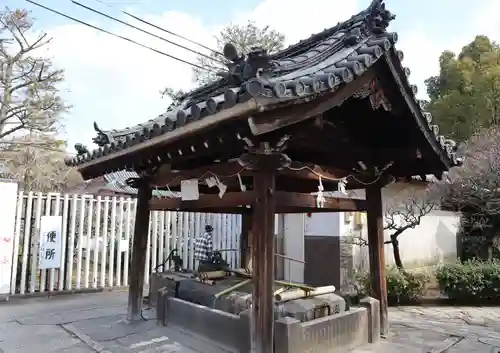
(66, 1, 461, 351)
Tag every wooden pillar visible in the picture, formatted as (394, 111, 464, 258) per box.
(366, 185, 388, 335)
(127, 179, 152, 322)
(240, 211, 253, 269)
(251, 162, 277, 353)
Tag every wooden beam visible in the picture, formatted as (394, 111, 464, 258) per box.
(150, 194, 365, 213)
(148, 191, 255, 211)
(275, 206, 357, 213)
(154, 160, 348, 187)
(164, 175, 341, 194)
(280, 162, 347, 181)
(366, 185, 388, 336)
(251, 161, 276, 353)
(127, 178, 152, 322)
(153, 206, 249, 214)
(151, 160, 247, 186)
(292, 144, 421, 166)
(247, 69, 376, 136)
(275, 191, 366, 211)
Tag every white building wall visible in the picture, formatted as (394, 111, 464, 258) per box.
(347, 210, 460, 270)
(281, 182, 461, 283)
(283, 214, 305, 283)
(282, 213, 341, 282)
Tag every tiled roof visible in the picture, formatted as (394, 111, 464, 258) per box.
(66, 0, 459, 170)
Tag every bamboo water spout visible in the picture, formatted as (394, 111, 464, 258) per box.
(275, 285, 336, 302)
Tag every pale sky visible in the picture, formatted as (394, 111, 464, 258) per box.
(5, 0, 500, 152)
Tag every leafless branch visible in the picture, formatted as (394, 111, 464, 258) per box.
(439, 126, 500, 216)
(0, 8, 67, 140)
(0, 122, 24, 139)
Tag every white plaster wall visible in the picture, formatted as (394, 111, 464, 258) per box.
(383, 210, 459, 266)
(282, 181, 460, 278)
(282, 213, 342, 282)
(304, 212, 341, 237)
(283, 214, 305, 283)
(347, 210, 459, 268)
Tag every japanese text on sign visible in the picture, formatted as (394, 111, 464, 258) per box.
(39, 216, 63, 269)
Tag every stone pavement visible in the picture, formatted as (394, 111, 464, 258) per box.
(3, 292, 500, 353)
(0, 291, 229, 353)
(352, 306, 500, 353)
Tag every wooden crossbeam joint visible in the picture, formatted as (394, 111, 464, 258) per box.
(238, 141, 292, 174)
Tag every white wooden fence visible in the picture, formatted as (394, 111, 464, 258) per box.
(8, 192, 242, 296)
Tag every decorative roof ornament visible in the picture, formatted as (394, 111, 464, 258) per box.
(219, 42, 277, 85)
(366, 0, 395, 34)
(92, 121, 115, 147)
(343, 0, 395, 45)
(74, 143, 90, 156)
(353, 78, 392, 111)
(125, 177, 141, 188)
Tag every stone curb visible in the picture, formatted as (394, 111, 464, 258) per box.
(0, 286, 130, 304)
(61, 323, 112, 353)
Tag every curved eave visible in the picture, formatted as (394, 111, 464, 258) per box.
(71, 98, 261, 177)
(69, 33, 399, 173)
(92, 5, 393, 145)
(384, 49, 460, 171)
(67, 24, 461, 179)
(270, 0, 392, 61)
(101, 78, 231, 141)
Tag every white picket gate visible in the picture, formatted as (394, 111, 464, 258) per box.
(8, 192, 242, 295)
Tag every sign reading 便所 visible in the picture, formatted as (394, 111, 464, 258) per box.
(39, 216, 63, 269)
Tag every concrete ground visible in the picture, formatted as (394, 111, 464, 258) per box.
(354, 306, 500, 353)
(0, 291, 229, 353)
(2, 292, 500, 352)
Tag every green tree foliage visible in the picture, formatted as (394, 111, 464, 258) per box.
(425, 36, 500, 142)
(161, 21, 285, 104)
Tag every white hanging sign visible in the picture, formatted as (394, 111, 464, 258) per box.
(0, 180, 19, 295)
(180, 179, 199, 201)
(39, 216, 63, 269)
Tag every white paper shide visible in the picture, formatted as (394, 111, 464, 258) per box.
(180, 179, 199, 201)
(39, 216, 63, 269)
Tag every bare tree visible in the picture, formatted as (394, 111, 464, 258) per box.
(161, 21, 285, 103)
(383, 197, 436, 269)
(0, 8, 68, 142)
(0, 134, 83, 191)
(440, 127, 500, 216)
(348, 192, 436, 270)
(439, 127, 500, 261)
